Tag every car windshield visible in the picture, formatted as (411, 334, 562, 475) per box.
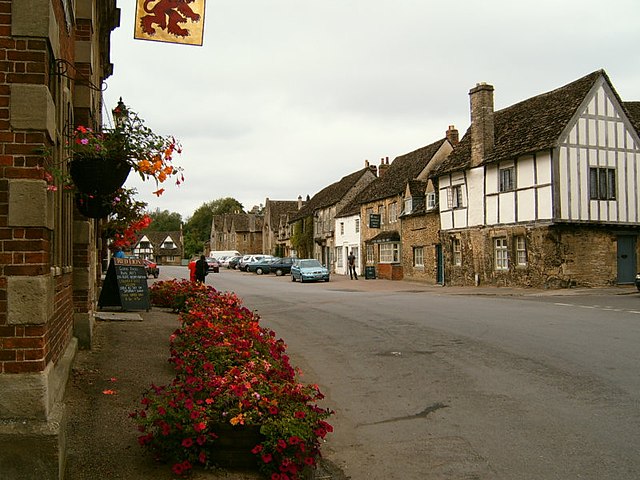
(299, 259, 322, 268)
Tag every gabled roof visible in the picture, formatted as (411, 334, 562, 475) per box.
(290, 167, 373, 222)
(407, 179, 427, 198)
(434, 70, 612, 176)
(356, 138, 447, 205)
(135, 230, 183, 253)
(265, 200, 301, 227)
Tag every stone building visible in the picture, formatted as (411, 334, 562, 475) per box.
(0, 1, 119, 477)
(262, 197, 303, 256)
(289, 164, 377, 268)
(433, 70, 640, 288)
(357, 134, 455, 280)
(210, 213, 263, 255)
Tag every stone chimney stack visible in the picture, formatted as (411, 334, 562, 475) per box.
(365, 159, 377, 176)
(378, 157, 390, 176)
(469, 82, 495, 167)
(297, 195, 303, 209)
(446, 125, 459, 145)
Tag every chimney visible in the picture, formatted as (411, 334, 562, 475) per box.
(378, 157, 390, 176)
(446, 125, 459, 145)
(297, 195, 303, 209)
(365, 159, 377, 176)
(469, 82, 494, 167)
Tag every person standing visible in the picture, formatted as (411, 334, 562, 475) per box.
(195, 255, 208, 283)
(114, 247, 125, 258)
(347, 251, 358, 280)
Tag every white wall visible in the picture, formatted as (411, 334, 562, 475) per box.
(334, 214, 361, 275)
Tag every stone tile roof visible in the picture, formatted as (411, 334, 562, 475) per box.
(266, 200, 300, 227)
(136, 230, 182, 256)
(624, 101, 640, 134)
(434, 70, 610, 176)
(290, 167, 373, 222)
(356, 138, 447, 204)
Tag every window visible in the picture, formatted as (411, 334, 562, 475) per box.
(452, 238, 461, 266)
(378, 205, 385, 224)
(336, 247, 343, 268)
(355, 219, 360, 233)
(166, 255, 175, 262)
(427, 192, 437, 210)
(589, 167, 616, 200)
(515, 236, 527, 266)
(447, 185, 463, 209)
(499, 166, 515, 192)
(366, 244, 375, 264)
(162, 241, 175, 249)
(404, 197, 413, 215)
(389, 202, 398, 223)
(340, 222, 344, 235)
(495, 237, 508, 270)
(379, 243, 400, 263)
(413, 247, 424, 267)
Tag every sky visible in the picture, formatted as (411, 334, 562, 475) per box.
(104, 0, 640, 221)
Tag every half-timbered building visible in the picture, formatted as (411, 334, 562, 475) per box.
(434, 70, 640, 287)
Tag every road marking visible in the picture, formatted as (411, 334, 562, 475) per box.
(554, 302, 637, 315)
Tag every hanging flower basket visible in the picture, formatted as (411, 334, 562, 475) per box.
(69, 154, 131, 195)
(75, 192, 114, 219)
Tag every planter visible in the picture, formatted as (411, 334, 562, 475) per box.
(70, 154, 131, 195)
(75, 193, 114, 219)
(209, 423, 263, 469)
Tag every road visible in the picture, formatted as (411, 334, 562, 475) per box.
(160, 266, 640, 479)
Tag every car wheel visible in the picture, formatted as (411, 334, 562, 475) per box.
(275, 269, 283, 276)
(256, 268, 263, 275)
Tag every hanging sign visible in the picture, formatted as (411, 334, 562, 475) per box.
(134, 0, 206, 46)
(98, 258, 151, 311)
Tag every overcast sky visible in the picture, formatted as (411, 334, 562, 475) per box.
(104, 0, 640, 220)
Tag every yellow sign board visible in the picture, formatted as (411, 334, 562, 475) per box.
(134, 0, 206, 46)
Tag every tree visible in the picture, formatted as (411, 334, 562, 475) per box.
(147, 208, 182, 231)
(182, 197, 244, 258)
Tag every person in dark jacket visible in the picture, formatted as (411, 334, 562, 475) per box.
(195, 255, 208, 283)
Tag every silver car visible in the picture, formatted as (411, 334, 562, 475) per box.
(291, 259, 330, 283)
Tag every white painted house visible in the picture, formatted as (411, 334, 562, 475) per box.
(334, 207, 362, 277)
(434, 70, 640, 288)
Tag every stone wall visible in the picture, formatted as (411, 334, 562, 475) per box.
(442, 224, 639, 288)
(400, 211, 441, 283)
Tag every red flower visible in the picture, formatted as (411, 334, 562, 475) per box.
(251, 445, 263, 454)
(181, 437, 193, 448)
(262, 453, 273, 463)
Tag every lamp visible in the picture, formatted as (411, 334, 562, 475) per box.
(112, 97, 128, 127)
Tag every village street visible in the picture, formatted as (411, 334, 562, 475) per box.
(182, 266, 640, 480)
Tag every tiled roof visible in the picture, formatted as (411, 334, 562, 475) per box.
(624, 101, 640, 134)
(290, 167, 372, 222)
(407, 179, 427, 198)
(266, 200, 300, 227)
(434, 70, 607, 176)
(135, 230, 183, 254)
(356, 138, 447, 204)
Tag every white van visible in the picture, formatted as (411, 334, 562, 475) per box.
(209, 250, 241, 262)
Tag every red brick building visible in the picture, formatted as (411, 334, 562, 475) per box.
(0, 1, 119, 477)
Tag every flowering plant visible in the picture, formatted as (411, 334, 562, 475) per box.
(71, 105, 184, 195)
(133, 282, 334, 478)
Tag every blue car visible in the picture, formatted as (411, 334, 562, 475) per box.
(291, 259, 330, 283)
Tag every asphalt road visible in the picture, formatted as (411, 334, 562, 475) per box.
(161, 266, 640, 480)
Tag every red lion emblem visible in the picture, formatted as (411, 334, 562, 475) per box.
(140, 0, 201, 38)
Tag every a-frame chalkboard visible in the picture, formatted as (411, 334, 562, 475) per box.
(98, 258, 151, 311)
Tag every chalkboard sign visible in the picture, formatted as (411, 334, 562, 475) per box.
(365, 266, 376, 279)
(98, 258, 150, 311)
(369, 213, 381, 229)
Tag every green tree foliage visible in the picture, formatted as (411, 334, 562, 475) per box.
(290, 216, 313, 258)
(147, 208, 183, 231)
(183, 197, 244, 258)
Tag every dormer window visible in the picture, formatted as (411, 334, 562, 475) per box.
(426, 192, 436, 210)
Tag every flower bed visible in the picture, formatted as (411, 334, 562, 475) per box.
(133, 280, 333, 478)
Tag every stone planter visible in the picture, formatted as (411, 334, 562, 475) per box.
(69, 154, 131, 195)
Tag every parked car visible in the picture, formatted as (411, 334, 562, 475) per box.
(238, 254, 269, 272)
(268, 257, 296, 276)
(143, 259, 159, 278)
(291, 259, 330, 283)
(247, 257, 279, 275)
(205, 257, 220, 273)
(227, 256, 243, 270)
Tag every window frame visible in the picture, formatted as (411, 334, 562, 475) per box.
(499, 166, 515, 192)
(589, 167, 616, 200)
(515, 236, 527, 266)
(379, 243, 400, 263)
(452, 238, 461, 266)
(413, 246, 424, 267)
(447, 185, 463, 209)
(494, 237, 509, 271)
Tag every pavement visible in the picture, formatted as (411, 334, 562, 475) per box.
(63, 273, 636, 480)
